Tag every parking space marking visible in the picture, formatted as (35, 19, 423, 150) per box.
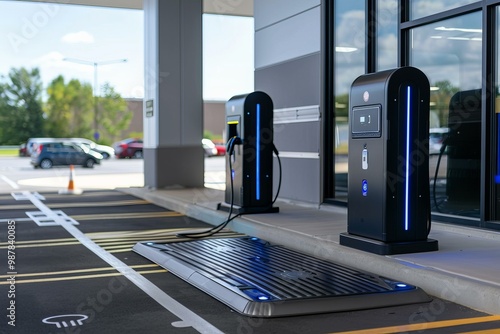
(71, 211, 185, 221)
(331, 315, 500, 334)
(0, 229, 242, 251)
(0, 264, 159, 278)
(17, 191, 224, 334)
(0, 270, 167, 285)
(0, 203, 38, 210)
(460, 329, 500, 334)
(0, 174, 19, 189)
(0, 264, 166, 285)
(0, 217, 33, 223)
(48, 199, 150, 208)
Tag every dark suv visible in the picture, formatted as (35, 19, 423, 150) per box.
(31, 142, 103, 169)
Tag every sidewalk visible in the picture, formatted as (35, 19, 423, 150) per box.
(123, 186, 500, 315)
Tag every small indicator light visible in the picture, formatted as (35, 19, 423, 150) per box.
(258, 296, 269, 301)
(396, 283, 408, 288)
(362, 179, 368, 197)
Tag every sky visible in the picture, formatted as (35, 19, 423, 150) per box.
(0, 1, 254, 101)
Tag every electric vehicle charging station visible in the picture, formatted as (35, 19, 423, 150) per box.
(218, 91, 279, 214)
(340, 67, 439, 255)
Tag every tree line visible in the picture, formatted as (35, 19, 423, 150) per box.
(0, 67, 133, 146)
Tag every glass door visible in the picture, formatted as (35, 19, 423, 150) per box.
(409, 12, 482, 219)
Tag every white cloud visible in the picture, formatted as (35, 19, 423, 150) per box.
(61, 31, 94, 44)
(31, 51, 65, 65)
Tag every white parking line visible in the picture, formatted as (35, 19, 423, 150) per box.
(16, 191, 223, 334)
(1, 175, 19, 189)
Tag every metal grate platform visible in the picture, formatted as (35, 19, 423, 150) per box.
(133, 237, 431, 317)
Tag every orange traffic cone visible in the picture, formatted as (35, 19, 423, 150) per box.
(59, 165, 83, 195)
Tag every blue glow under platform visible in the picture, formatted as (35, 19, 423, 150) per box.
(133, 237, 431, 317)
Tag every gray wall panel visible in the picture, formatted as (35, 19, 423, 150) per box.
(255, 0, 320, 30)
(274, 157, 320, 204)
(255, 6, 320, 69)
(254, 0, 324, 204)
(255, 53, 320, 109)
(274, 121, 320, 153)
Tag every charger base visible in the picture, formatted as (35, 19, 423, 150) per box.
(217, 202, 279, 215)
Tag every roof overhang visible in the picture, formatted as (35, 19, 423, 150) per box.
(23, 0, 253, 16)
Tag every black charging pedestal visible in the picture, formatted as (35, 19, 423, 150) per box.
(339, 66, 438, 255)
(217, 91, 279, 215)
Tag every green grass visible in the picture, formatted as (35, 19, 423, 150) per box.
(0, 149, 19, 157)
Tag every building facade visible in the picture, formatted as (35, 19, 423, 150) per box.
(253, 0, 500, 230)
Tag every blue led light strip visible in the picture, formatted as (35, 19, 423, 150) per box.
(496, 113, 500, 184)
(405, 86, 411, 231)
(256, 103, 261, 200)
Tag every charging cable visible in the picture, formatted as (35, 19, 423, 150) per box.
(177, 137, 282, 239)
(177, 136, 241, 239)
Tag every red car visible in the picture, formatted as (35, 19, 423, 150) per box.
(214, 143, 226, 156)
(113, 138, 143, 159)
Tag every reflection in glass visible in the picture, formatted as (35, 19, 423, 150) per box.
(496, 7, 500, 219)
(377, 0, 398, 70)
(410, 12, 482, 218)
(334, 1, 365, 200)
(410, 0, 479, 20)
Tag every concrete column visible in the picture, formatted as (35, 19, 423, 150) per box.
(143, 0, 204, 189)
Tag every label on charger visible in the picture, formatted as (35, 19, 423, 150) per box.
(362, 149, 368, 170)
(362, 179, 368, 196)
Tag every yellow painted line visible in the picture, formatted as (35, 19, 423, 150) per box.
(49, 199, 150, 208)
(0, 237, 76, 246)
(94, 234, 229, 246)
(87, 229, 241, 240)
(0, 199, 148, 211)
(0, 264, 158, 279)
(460, 330, 500, 334)
(0, 269, 167, 285)
(46, 191, 121, 198)
(110, 248, 137, 253)
(71, 211, 184, 221)
(0, 241, 82, 249)
(1, 204, 37, 210)
(0, 228, 192, 248)
(331, 315, 500, 334)
(86, 227, 190, 238)
(0, 229, 244, 250)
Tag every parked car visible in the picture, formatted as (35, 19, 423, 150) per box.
(25, 137, 112, 158)
(26, 138, 52, 157)
(19, 143, 27, 157)
(31, 141, 103, 169)
(72, 139, 114, 159)
(202, 138, 218, 157)
(214, 143, 226, 156)
(113, 138, 143, 159)
(429, 127, 449, 155)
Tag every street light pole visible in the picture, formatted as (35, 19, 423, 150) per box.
(63, 57, 127, 140)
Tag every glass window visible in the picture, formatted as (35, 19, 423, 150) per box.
(410, 0, 480, 20)
(377, 0, 398, 70)
(495, 6, 500, 219)
(334, 1, 366, 200)
(410, 12, 482, 218)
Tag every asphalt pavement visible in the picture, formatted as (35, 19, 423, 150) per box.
(1, 190, 500, 333)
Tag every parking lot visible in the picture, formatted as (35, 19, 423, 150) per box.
(0, 155, 226, 194)
(1, 157, 500, 333)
